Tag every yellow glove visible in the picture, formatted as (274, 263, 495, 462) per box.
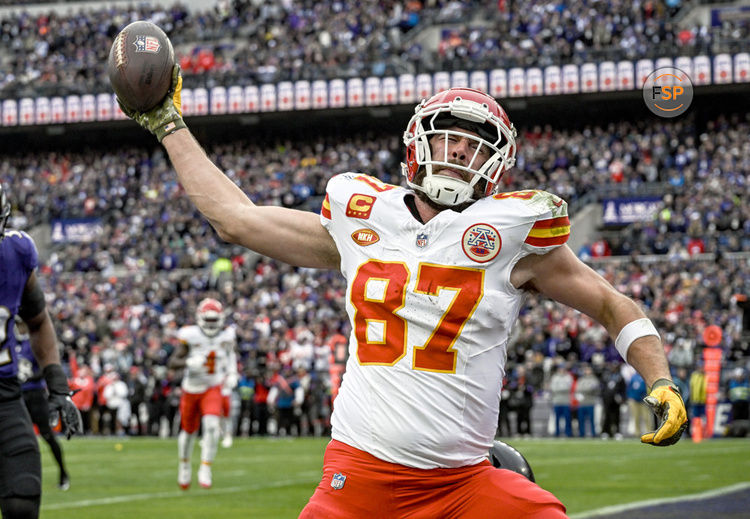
(640, 378, 688, 446)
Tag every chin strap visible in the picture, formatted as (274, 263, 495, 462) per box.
(421, 175, 474, 206)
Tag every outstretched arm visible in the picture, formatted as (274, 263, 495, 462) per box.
(512, 245, 687, 445)
(161, 129, 340, 269)
(119, 66, 340, 270)
(512, 246, 669, 383)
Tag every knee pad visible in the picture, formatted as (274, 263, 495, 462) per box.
(0, 495, 40, 519)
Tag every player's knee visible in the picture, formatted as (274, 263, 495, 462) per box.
(202, 414, 220, 434)
(0, 496, 40, 519)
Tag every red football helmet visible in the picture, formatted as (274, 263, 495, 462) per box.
(402, 88, 517, 206)
(196, 298, 225, 337)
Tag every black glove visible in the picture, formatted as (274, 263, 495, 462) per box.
(43, 364, 83, 440)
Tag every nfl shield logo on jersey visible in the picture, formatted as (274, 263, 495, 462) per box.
(331, 473, 347, 490)
(416, 232, 428, 248)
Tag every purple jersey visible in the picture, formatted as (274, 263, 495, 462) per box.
(0, 230, 38, 381)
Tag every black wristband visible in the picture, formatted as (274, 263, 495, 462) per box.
(42, 364, 70, 395)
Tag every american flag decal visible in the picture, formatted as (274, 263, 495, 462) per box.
(133, 35, 161, 53)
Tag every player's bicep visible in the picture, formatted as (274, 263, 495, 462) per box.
(19, 271, 47, 324)
(523, 245, 624, 328)
(231, 205, 340, 270)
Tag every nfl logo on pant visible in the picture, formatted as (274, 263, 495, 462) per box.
(331, 473, 346, 490)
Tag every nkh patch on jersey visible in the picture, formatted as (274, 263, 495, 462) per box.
(351, 228, 379, 246)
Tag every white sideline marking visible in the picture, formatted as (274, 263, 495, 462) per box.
(42, 477, 316, 510)
(571, 482, 750, 518)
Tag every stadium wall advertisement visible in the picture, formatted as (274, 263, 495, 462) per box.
(1, 53, 749, 126)
(602, 197, 663, 226)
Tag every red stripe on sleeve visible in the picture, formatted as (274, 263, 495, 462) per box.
(531, 216, 570, 229)
(524, 234, 569, 247)
(321, 195, 332, 219)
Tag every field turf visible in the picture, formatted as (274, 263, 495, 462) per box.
(39, 436, 750, 518)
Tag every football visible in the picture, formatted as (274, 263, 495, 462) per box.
(107, 21, 175, 112)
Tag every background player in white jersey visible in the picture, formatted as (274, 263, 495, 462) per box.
(168, 298, 236, 490)
(123, 70, 688, 518)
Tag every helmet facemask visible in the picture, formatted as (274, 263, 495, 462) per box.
(402, 92, 517, 207)
(196, 298, 225, 338)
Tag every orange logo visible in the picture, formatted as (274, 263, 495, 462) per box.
(346, 194, 376, 219)
(351, 228, 380, 246)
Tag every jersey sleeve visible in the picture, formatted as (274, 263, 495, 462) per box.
(519, 191, 570, 256)
(319, 173, 358, 229)
(319, 172, 397, 230)
(176, 326, 192, 344)
(319, 173, 348, 228)
(9, 230, 39, 274)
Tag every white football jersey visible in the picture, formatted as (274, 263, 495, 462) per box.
(177, 325, 237, 394)
(321, 173, 570, 469)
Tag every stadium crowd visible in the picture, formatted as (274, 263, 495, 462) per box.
(2, 107, 748, 439)
(0, 0, 748, 443)
(1, 0, 749, 98)
(2, 112, 748, 274)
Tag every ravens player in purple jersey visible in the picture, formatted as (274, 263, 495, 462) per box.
(0, 185, 82, 519)
(15, 317, 70, 491)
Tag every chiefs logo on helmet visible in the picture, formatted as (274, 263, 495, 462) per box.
(401, 88, 517, 207)
(196, 298, 225, 337)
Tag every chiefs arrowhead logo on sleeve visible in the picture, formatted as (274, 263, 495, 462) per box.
(346, 194, 376, 219)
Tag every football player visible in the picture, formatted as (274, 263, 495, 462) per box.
(0, 185, 82, 519)
(123, 70, 688, 518)
(15, 318, 70, 490)
(168, 298, 236, 489)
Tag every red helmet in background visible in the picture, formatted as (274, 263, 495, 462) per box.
(402, 88, 517, 206)
(196, 298, 225, 337)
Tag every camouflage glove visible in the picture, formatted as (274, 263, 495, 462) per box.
(118, 64, 186, 142)
(640, 378, 688, 446)
(43, 364, 83, 440)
